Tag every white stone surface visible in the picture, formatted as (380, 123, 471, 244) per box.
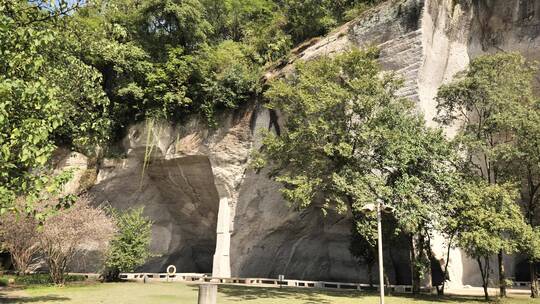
(58, 0, 540, 286)
(212, 196, 231, 277)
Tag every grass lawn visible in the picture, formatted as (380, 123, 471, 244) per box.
(1, 282, 540, 304)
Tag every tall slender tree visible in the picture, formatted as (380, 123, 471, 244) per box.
(436, 52, 537, 297)
(452, 182, 529, 301)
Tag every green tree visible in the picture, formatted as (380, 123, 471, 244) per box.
(254, 48, 458, 293)
(436, 52, 537, 297)
(137, 0, 211, 56)
(453, 182, 528, 301)
(243, 13, 292, 64)
(203, 0, 275, 42)
(500, 86, 540, 298)
(281, 0, 336, 43)
(71, 0, 263, 135)
(279, 0, 381, 44)
(190, 41, 261, 123)
(0, 1, 110, 212)
(521, 226, 540, 297)
(104, 208, 153, 281)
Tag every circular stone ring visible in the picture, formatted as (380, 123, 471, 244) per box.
(166, 265, 176, 275)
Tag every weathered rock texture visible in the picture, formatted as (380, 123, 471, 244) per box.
(60, 0, 540, 286)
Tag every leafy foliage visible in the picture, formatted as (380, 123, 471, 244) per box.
(13, 273, 86, 285)
(0, 1, 110, 211)
(104, 208, 152, 281)
(436, 52, 538, 298)
(0, 0, 382, 213)
(255, 48, 460, 292)
(451, 182, 528, 300)
(436, 53, 536, 185)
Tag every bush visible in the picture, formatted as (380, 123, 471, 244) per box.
(0, 277, 8, 287)
(0, 199, 40, 274)
(12, 274, 86, 286)
(39, 195, 116, 285)
(103, 208, 152, 282)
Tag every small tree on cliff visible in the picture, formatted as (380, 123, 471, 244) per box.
(253, 48, 459, 293)
(436, 52, 538, 297)
(103, 207, 153, 281)
(39, 195, 115, 285)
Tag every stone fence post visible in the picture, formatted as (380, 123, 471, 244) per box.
(198, 284, 217, 304)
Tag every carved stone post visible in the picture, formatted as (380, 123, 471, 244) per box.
(212, 185, 232, 278)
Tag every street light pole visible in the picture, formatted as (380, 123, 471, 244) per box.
(361, 198, 392, 304)
(376, 199, 385, 304)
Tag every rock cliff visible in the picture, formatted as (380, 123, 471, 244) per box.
(60, 0, 540, 286)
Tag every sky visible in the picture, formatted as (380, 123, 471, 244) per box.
(29, 0, 87, 11)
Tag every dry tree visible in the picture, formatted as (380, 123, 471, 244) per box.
(38, 195, 115, 284)
(0, 199, 40, 274)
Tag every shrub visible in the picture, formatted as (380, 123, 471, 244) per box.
(0, 277, 8, 287)
(0, 274, 87, 286)
(0, 198, 40, 274)
(103, 208, 152, 282)
(38, 195, 116, 285)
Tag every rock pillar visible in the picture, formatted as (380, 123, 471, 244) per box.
(212, 194, 231, 277)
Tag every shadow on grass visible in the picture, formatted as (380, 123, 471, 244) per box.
(390, 293, 487, 303)
(0, 291, 69, 303)
(193, 284, 488, 304)
(213, 285, 342, 304)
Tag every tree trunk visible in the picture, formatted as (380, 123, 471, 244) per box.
(477, 258, 490, 301)
(531, 262, 539, 298)
(410, 234, 424, 294)
(499, 250, 506, 297)
(482, 283, 489, 301)
(367, 263, 374, 287)
(439, 235, 454, 296)
(47, 256, 66, 285)
(384, 271, 391, 296)
(409, 235, 420, 294)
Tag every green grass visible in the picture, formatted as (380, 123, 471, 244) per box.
(0, 282, 539, 304)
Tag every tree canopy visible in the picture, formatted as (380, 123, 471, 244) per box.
(254, 48, 462, 293)
(436, 52, 540, 298)
(0, 0, 382, 212)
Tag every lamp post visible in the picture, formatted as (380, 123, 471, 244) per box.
(361, 199, 393, 304)
(376, 200, 384, 304)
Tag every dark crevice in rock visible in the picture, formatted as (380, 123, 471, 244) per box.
(268, 109, 281, 136)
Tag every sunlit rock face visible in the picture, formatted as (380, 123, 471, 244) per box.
(58, 0, 540, 285)
(81, 106, 255, 274)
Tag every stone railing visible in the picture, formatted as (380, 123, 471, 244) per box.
(119, 272, 434, 293)
(118, 272, 538, 293)
(66, 272, 539, 292)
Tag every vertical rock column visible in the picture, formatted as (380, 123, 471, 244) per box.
(212, 194, 232, 277)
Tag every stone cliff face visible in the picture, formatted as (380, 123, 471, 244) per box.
(61, 0, 540, 286)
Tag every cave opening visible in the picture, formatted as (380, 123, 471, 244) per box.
(92, 153, 219, 273)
